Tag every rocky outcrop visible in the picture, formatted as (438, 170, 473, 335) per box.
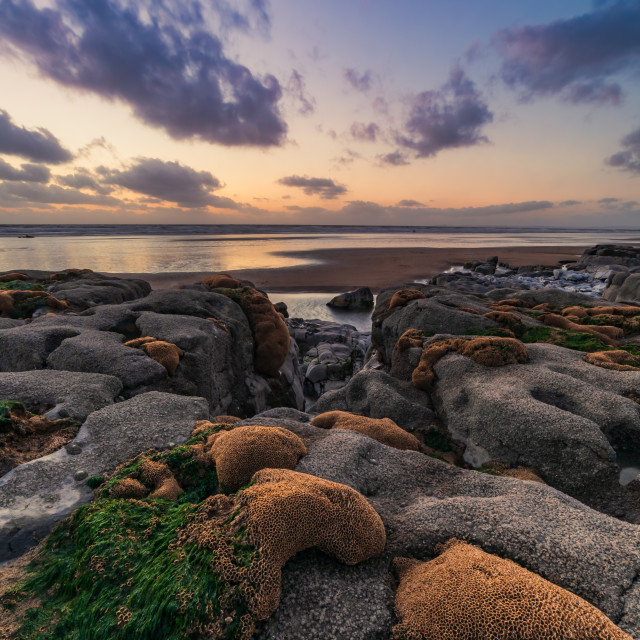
(327, 287, 374, 310)
(0, 392, 209, 561)
(288, 318, 369, 399)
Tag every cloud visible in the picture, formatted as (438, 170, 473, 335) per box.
(57, 169, 114, 195)
(344, 68, 373, 92)
(0, 159, 50, 182)
(397, 199, 424, 207)
(287, 69, 315, 115)
(0, 109, 72, 164)
(397, 66, 493, 158)
(378, 151, 410, 166)
(278, 175, 347, 199)
(100, 158, 238, 208)
(598, 197, 621, 203)
(0, 182, 120, 206)
(606, 128, 640, 173)
(350, 121, 379, 142)
(494, 1, 640, 104)
(0, 0, 286, 147)
(559, 199, 582, 206)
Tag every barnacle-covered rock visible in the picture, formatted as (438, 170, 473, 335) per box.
(311, 410, 420, 451)
(584, 350, 640, 371)
(209, 425, 307, 491)
(235, 468, 386, 619)
(541, 313, 622, 346)
(412, 337, 528, 392)
(389, 289, 426, 310)
(202, 273, 243, 289)
(123, 336, 184, 375)
(392, 539, 632, 640)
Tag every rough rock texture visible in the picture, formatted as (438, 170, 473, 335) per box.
(392, 540, 632, 640)
(327, 287, 374, 310)
(0, 392, 208, 561)
(293, 429, 640, 639)
(0, 370, 122, 421)
(288, 318, 369, 399)
(209, 425, 307, 491)
(237, 468, 386, 619)
(433, 343, 640, 497)
(0, 325, 80, 371)
(411, 337, 528, 392)
(48, 273, 151, 311)
(311, 411, 421, 451)
(311, 369, 435, 431)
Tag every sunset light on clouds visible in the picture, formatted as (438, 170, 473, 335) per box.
(0, 0, 638, 226)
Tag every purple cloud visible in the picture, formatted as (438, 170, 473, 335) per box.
(0, 159, 50, 183)
(397, 199, 424, 207)
(0, 109, 72, 164)
(287, 69, 315, 115)
(344, 68, 373, 92)
(379, 151, 410, 166)
(397, 66, 493, 158)
(494, 1, 640, 104)
(100, 158, 238, 208)
(606, 128, 640, 173)
(278, 175, 347, 199)
(0, 0, 286, 147)
(350, 122, 379, 142)
(57, 170, 114, 195)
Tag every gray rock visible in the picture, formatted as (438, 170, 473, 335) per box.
(433, 343, 640, 498)
(0, 391, 208, 561)
(327, 287, 374, 310)
(0, 318, 24, 329)
(49, 274, 151, 311)
(605, 273, 640, 304)
(294, 429, 640, 638)
(47, 330, 167, 394)
(0, 370, 122, 420)
(311, 369, 435, 431)
(0, 325, 81, 371)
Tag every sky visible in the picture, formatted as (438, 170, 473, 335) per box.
(0, 0, 638, 227)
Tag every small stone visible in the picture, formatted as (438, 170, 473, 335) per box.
(66, 443, 82, 455)
(74, 470, 88, 482)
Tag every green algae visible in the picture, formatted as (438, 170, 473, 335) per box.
(0, 401, 29, 430)
(6, 423, 258, 640)
(0, 281, 46, 292)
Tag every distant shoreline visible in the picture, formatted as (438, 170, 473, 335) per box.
(104, 245, 587, 293)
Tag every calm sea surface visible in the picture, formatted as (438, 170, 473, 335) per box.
(0, 224, 638, 275)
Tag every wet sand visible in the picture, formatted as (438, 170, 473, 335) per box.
(108, 245, 587, 293)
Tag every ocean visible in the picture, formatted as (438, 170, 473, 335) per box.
(1, 224, 638, 275)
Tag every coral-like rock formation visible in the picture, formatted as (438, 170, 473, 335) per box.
(202, 273, 243, 289)
(123, 336, 184, 375)
(203, 282, 290, 377)
(584, 350, 640, 371)
(392, 539, 631, 640)
(311, 410, 420, 451)
(541, 313, 622, 346)
(209, 425, 307, 491)
(389, 289, 426, 310)
(412, 337, 528, 392)
(235, 468, 386, 619)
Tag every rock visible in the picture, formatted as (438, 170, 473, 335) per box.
(0, 325, 81, 371)
(0, 370, 122, 421)
(605, 274, 640, 304)
(432, 343, 640, 499)
(0, 392, 209, 561)
(46, 330, 167, 394)
(288, 318, 369, 399)
(327, 287, 374, 310)
(294, 429, 640, 638)
(311, 369, 435, 431)
(48, 274, 151, 311)
(274, 301, 289, 318)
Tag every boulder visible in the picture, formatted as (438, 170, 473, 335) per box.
(0, 325, 81, 371)
(0, 392, 208, 561)
(311, 369, 435, 431)
(327, 287, 374, 310)
(49, 274, 151, 310)
(0, 370, 122, 421)
(432, 342, 640, 500)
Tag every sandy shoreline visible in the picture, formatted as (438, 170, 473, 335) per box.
(106, 245, 587, 293)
